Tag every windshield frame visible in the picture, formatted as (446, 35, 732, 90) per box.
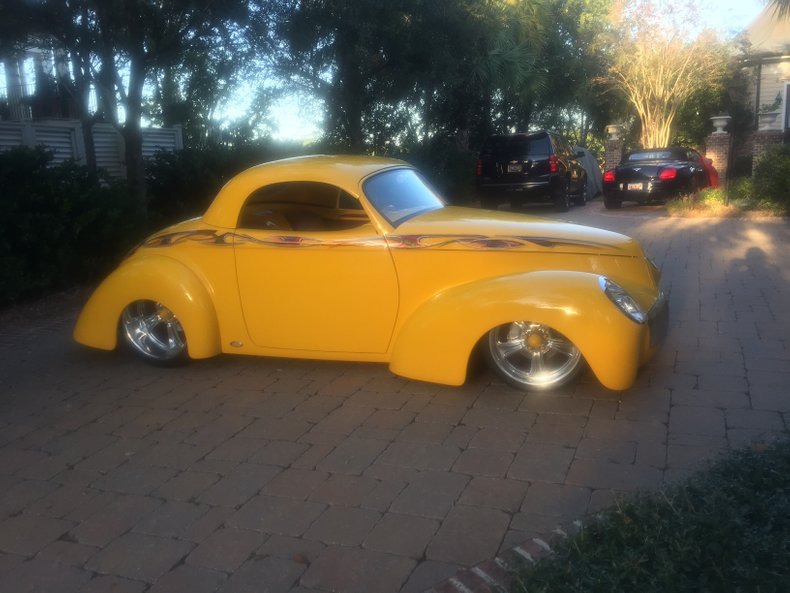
(362, 167, 445, 227)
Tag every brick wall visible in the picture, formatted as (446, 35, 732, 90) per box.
(604, 138, 623, 172)
(704, 132, 731, 186)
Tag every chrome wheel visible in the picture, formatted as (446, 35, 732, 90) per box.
(121, 300, 187, 363)
(487, 322, 583, 391)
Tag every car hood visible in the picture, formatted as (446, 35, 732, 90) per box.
(391, 206, 642, 257)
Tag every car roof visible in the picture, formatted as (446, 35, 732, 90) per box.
(202, 154, 409, 228)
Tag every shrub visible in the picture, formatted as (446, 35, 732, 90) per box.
(752, 145, 790, 210)
(697, 187, 726, 206)
(0, 147, 144, 305)
(145, 143, 303, 226)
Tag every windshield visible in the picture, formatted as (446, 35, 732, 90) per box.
(364, 168, 444, 226)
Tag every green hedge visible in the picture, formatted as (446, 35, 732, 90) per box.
(0, 147, 144, 305)
(753, 144, 790, 210)
(145, 143, 304, 226)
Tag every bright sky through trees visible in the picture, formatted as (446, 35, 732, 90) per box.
(265, 0, 766, 141)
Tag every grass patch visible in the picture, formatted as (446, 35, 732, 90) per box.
(666, 181, 788, 218)
(509, 438, 790, 593)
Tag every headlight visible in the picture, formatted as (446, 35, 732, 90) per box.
(598, 276, 646, 324)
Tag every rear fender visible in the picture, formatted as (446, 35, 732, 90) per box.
(389, 271, 644, 390)
(73, 255, 221, 359)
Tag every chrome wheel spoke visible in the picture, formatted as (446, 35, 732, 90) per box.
(166, 322, 182, 349)
(548, 337, 575, 357)
(529, 351, 546, 377)
(497, 336, 525, 358)
(142, 311, 163, 331)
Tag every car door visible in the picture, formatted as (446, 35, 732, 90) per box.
(234, 181, 399, 353)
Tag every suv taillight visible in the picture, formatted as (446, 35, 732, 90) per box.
(549, 154, 558, 173)
(603, 170, 616, 183)
(475, 159, 482, 177)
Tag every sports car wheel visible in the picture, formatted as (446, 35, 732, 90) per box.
(121, 300, 188, 365)
(486, 322, 583, 391)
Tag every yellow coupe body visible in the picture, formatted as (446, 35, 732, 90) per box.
(74, 155, 668, 392)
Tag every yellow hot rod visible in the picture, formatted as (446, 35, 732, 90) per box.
(74, 155, 667, 392)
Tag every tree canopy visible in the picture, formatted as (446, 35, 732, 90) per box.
(0, 0, 755, 195)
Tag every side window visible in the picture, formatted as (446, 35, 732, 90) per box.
(237, 181, 370, 232)
(687, 151, 701, 163)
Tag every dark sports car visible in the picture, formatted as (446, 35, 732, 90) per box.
(602, 147, 715, 209)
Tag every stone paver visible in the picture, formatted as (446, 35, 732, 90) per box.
(0, 202, 788, 592)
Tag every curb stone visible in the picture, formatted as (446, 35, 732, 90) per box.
(423, 520, 584, 593)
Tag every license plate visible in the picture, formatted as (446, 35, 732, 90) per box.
(507, 164, 522, 173)
(627, 182, 643, 191)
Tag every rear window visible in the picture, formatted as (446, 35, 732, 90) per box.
(626, 150, 684, 162)
(482, 134, 551, 158)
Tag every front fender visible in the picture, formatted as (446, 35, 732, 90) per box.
(73, 254, 221, 359)
(389, 271, 646, 390)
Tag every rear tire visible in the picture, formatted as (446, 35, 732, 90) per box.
(553, 180, 570, 212)
(574, 183, 588, 206)
(604, 196, 622, 209)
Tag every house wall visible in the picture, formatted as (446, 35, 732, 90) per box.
(0, 120, 183, 177)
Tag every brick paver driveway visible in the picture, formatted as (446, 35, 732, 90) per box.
(0, 202, 788, 593)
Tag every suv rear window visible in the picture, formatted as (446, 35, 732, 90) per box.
(482, 134, 551, 158)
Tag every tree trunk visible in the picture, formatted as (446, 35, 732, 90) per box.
(124, 54, 147, 206)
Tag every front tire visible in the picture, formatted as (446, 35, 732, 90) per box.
(120, 300, 188, 365)
(486, 322, 583, 391)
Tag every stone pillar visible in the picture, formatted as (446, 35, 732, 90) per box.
(752, 130, 784, 166)
(704, 131, 731, 187)
(604, 125, 624, 172)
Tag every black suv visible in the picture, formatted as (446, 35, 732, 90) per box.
(475, 130, 587, 212)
